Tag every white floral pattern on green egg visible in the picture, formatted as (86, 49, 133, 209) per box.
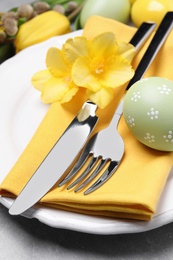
(123, 77, 173, 151)
(126, 115, 135, 127)
(144, 133, 155, 143)
(163, 131, 173, 143)
(131, 91, 141, 102)
(158, 85, 171, 94)
(147, 107, 159, 120)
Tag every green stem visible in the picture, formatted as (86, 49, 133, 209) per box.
(67, 0, 86, 21)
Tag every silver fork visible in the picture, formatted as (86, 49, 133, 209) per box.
(64, 99, 124, 194)
(59, 12, 173, 195)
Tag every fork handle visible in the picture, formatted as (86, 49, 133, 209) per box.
(126, 12, 173, 90)
(129, 22, 156, 53)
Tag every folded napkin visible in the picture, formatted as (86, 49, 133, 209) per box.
(1, 16, 173, 221)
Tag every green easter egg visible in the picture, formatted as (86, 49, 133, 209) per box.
(123, 77, 173, 151)
(80, 0, 131, 28)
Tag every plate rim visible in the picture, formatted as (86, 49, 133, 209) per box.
(1, 30, 173, 235)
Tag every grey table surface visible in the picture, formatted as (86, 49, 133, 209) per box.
(1, 1, 173, 259)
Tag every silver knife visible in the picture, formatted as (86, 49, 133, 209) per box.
(9, 21, 160, 215)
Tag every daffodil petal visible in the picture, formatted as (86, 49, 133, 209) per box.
(90, 32, 118, 59)
(72, 57, 101, 92)
(41, 76, 78, 104)
(87, 87, 114, 109)
(31, 70, 52, 91)
(63, 36, 89, 64)
(60, 86, 79, 103)
(117, 41, 135, 62)
(41, 77, 70, 103)
(101, 55, 134, 88)
(46, 47, 70, 77)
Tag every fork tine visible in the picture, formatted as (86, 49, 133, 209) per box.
(58, 133, 98, 187)
(84, 161, 119, 195)
(74, 158, 108, 192)
(67, 155, 100, 190)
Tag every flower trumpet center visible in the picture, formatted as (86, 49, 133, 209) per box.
(95, 62, 104, 74)
(91, 59, 105, 75)
(64, 75, 71, 83)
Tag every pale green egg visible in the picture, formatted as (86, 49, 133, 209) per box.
(80, 0, 131, 28)
(123, 77, 173, 151)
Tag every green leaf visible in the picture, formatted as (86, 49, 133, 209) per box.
(18, 17, 27, 27)
(74, 13, 82, 30)
(0, 42, 15, 64)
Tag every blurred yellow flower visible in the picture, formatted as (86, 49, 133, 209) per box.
(32, 32, 135, 109)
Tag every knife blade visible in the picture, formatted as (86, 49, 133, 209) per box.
(9, 21, 157, 215)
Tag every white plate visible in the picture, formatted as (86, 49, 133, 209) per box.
(1, 31, 173, 235)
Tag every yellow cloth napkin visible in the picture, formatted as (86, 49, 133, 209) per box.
(1, 16, 173, 221)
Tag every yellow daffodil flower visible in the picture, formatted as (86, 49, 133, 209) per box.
(71, 32, 135, 108)
(32, 47, 79, 103)
(32, 32, 135, 109)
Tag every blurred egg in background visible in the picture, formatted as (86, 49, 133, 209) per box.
(80, 0, 131, 28)
(131, 0, 173, 27)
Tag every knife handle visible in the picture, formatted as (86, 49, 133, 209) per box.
(129, 21, 156, 53)
(126, 12, 173, 90)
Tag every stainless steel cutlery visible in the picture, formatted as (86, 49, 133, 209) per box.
(58, 12, 173, 195)
(9, 12, 173, 215)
